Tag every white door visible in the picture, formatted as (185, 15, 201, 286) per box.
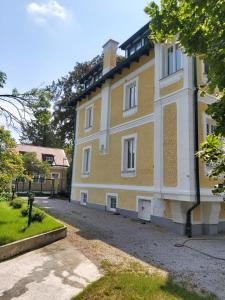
(138, 199, 151, 221)
(107, 195, 117, 212)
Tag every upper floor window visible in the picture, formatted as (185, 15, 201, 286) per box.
(82, 146, 91, 176)
(121, 134, 137, 177)
(165, 44, 183, 77)
(85, 105, 93, 131)
(123, 78, 138, 117)
(127, 37, 148, 57)
(42, 154, 54, 165)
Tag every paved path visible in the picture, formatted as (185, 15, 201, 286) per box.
(0, 238, 100, 300)
(36, 198, 225, 299)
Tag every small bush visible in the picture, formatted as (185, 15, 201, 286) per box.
(21, 208, 29, 217)
(10, 199, 22, 209)
(0, 191, 12, 201)
(31, 209, 45, 222)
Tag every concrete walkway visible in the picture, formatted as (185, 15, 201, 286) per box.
(35, 198, 225, 299)
(0, 239, 100, 300)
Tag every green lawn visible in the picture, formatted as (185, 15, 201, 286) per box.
(73, 272, 216, 300)
(0, 199, 64, 246)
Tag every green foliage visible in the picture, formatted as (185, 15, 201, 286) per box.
(21, 207, 45, 222)
(73, 272, 215, 300)
(0, 127, 24, 192)
(0, 71, 6, 88)
(145, 0, 225, 195)
(21, 152, 50, 177)
(0, 191, 12, 201)
(10, 199, 22, 209)
(0, 200, 63, 246)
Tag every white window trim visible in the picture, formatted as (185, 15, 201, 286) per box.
(123, 77, 139, 118)
(162, 43, 183, 79)
(121, 133, 137, 177)
(201, 61, 208, 84)
(51, 172, 60, 179)
(80, 190, 88, 206)
(81, 145, 92, 178)
(84, 104, 94, 132)
(106, 193, 118, 212)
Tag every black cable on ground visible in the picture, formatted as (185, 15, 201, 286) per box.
(174, 238, 225, 261)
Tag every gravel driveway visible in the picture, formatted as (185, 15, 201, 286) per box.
(36, 198, 225, 299)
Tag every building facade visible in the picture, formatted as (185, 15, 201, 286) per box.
(70, 23, 224, 235)
(16, 144, 69, 195)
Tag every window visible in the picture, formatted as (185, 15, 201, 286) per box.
(82, 146, 91, 176)
(175, 44, 182, 71)
(122, 135, 137, 176)
(203, 62, 209, 74)
(106, 194, 118, 212)
(167, 46, 174, 75)
(80, 191, 88, 205)
(51, 173, 60, 180)
(85, 105, 93, 130)
(123, 79, 138, 117)
(206, 123, 215, 135)
(33, 174, 45, 183)
(42, 154, 54, 165)
(164, 44, 183, 77)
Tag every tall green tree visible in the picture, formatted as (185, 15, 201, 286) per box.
(0, 127, 24, 192)
(21, 152, 50, 177)
(20, 89, 61, 147)
(145, 0, 225, 194)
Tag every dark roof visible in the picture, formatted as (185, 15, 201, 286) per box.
(80, 62, 103, 84)
(120, 22, 150, 50)
(69, 42, 153, 106)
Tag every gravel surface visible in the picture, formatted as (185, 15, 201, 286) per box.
(36, 198, 225, 299)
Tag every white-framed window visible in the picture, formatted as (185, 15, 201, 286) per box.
(164, 44, 183, 77)
(33, 174, 45, 183)
(123, 78, 138, 117)
(85, 105, 93, 131)
(82, 146, 91, 177)
(51, 173, 60, 180)
(80, 191, 88, 206)
(121, 134, 137, 177)
(106, 193, 118, 212)
(202, 61, 209, 83)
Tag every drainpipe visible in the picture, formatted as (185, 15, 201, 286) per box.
(185, 57, 201, 238)
(69, 107, 77, 202)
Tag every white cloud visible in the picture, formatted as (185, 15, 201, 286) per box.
(26, 0, 70, 24)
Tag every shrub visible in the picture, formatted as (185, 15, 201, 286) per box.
(0, 191, 12, 201)
(10, 199, 22, 209)
(21, 207, 45, 222)
(21, 207, 29, 217)
(31, 209, 45, 222)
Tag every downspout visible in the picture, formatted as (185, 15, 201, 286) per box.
(69, 107, 77, 202)
(185, 57, 201, 238)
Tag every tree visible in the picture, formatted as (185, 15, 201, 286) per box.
(21, 152, 50, 177)
(20, 89, 61, 147)
(145, 0, 225, 194)
(0, 126, 24, 192)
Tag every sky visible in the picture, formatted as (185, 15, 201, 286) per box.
(0, 0, 159, 140)
(0, 0, 160, 93)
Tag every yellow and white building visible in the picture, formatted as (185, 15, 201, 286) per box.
(70, 23, 224, 235)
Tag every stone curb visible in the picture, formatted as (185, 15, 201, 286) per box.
(0, 226, 67, 262)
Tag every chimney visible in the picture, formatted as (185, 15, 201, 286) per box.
(102, 39, 119, 75)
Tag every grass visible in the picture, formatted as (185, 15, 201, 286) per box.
(72, 261, 216, 300)
(0, 199, 64, 246)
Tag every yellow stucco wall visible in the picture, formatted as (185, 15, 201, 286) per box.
(77, 97, 101, 138)
(110, 66, 154, 127)
(198, 102, 218, 188)
(75, 123, 154, 187)
(163, 103, 177, 187)
(72, 187, 153, 212)
(160, 80, 183, 97)
(164, 200, 172, 219)
(219, 203, 225, 220)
